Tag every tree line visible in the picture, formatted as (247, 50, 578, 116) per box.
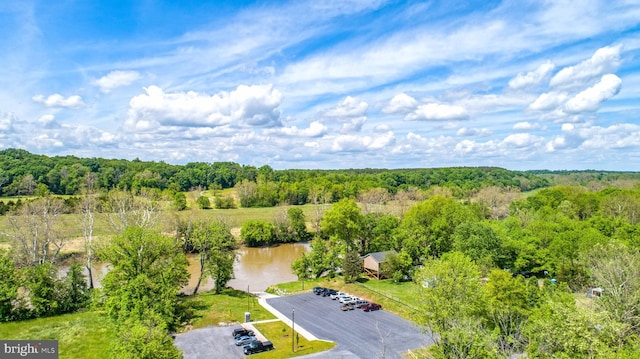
(0, 148, 551, 205)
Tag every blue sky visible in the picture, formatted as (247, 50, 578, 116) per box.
(1, 0, 639, 170)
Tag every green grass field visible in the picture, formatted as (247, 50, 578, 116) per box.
(0, 311, 115, 359)
(251, 321, 335, 359)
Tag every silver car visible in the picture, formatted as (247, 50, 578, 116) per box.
(235, 335, 257, 346)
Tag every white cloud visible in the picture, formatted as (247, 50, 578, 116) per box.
(0, 112, 17, 131)
(513, 122, 541, 130)
(550, 44, 623, 89)
(32, 94, 85, 109)
(382, 93, 417, 114)
(93, 70, 141, 93)
(125, 84, 283, 131)
(270, 120, 327, 137)
(564, 74, 622, 113)
(528, 92, 569, 111)
(324, 96, 368, 118)
(503, 133, 544, 148)
(405, 103, 468, 121)
(509, 61, 555, 89)
(331, 132, 395, 152)
(456, 127, 491, 137)
(341, 117, 366, 133)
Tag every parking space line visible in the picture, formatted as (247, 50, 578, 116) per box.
(254, 291, 322, 342)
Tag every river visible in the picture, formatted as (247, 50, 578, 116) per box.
(81, 242, 309, 293)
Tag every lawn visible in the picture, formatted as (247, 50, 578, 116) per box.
(182, 288, 277, 330)
(0, 310, 115, 359)
(251, 321, 335, 359)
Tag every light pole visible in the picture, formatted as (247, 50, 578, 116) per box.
(291, 308, 295, 352)
(247, 285, 250, 313)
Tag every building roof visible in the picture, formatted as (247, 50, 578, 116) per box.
(363, 250, 397, 264)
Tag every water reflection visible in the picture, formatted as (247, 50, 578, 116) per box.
(227, 242, 309, 292)
(79, 242, 309, 293)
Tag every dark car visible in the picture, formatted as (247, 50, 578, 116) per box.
(232, 328, 255, 338)
(322, 289, 337, 297)
(235, 335, 257, 346)
(243, 340, 274, 355)
(362, 303, 382, 312)
(313, 286, 326, 295)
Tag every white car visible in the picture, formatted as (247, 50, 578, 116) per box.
(338, 295, 355, 303)
(330, 292, 346, 300)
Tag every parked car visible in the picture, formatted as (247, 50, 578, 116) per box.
(330, 292, 346, 300)
(341, 303, 355, 311)
(323, 289, 337, 297)
(232, 328, 254, 338)
(235, 335, 257, 346)
(355, 300, 369, 308)
(313, 286, 325, 295)
(339, 297, 356, 304)
(362, 303, 382, 312)
(243, 340, 274, 355)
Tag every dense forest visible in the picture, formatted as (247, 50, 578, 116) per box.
(0, 148, 550, 200)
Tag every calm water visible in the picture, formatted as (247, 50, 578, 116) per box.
(82, 242, 309, 293)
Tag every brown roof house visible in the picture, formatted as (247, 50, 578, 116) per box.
(362, 250, 397, 279)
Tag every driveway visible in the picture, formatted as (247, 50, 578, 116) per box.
(174, 325, 247, 359)
(266, 292, 433, 359)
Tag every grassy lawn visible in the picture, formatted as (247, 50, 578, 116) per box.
(0, 310, 115, 359)
(183, 288, 276, 330)
(251, 321, 335, 359)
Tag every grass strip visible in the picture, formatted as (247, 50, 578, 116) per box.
(250, 321, 334, 359)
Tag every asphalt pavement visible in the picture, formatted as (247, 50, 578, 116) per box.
(266, 292, 433, 359)
(174, 291, 433, 359)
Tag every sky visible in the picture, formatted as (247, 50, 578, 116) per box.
(1, 0, 639, 171)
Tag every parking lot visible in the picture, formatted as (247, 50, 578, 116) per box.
(266, 292, 433, 359)
(174, 291, 433, 359)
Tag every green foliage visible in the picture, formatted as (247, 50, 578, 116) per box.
(110, 313, 182, 359)
(99, 227, 189, 330)
(213, 194, 236, 209)
(173, 192, 187, 211)
(191, 221, 237, 294)
(24, 263, 61, 317)
(0, 250, 18, 321)
(58, 263, 90, 313)
(452, 222, 503, 271)
(321, 198, 363, 252)
(291, 238, 338, 279)
(195, 195, 211, 209)
(240, 219, 276, 246)
(342, 249, 361, 283)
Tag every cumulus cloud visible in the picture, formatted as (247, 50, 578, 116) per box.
(513, 121, 542, 130)
(550, 44, 622, 89)
(405, 103, 468, 121)
(331, 132, 395, 152)
(528, 92, 569, 111)
(32, 94, 85, 109)
(382, 93, 418, 114)
(0, 112, 17, 132)
(270, 120, 327, 137)
(125, 84, 283, 131)
(456, 127, 491, 137)
(324, 96, 368, 118)
(503, 133, 544, 148)
(564, 74, 622, 113)
(341, 117, 366, 133)
(37, 114, 60, 129)
(509, 61, 555, 89)
(93, 70, 141, 93)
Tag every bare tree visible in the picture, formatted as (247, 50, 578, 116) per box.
(78, 193, 98, 288)
(1, 196, 66, 266)
(308, 185, 332, 235)
(472, 186, 520, 220)
(103, 188, 164, 233)
(358, 187, 390, 215)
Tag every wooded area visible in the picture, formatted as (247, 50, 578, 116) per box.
(2, 148, 640, 358)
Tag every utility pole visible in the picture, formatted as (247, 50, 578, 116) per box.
(291, 308, 295, 352)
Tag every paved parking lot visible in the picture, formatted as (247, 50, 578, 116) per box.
(174, 291, 433, 359)
(266, 292, 433, 359)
